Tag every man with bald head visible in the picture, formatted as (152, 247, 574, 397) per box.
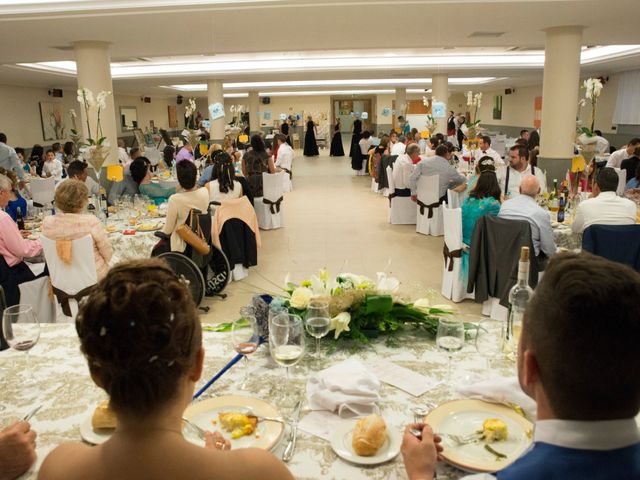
(499, 175, 557, 259)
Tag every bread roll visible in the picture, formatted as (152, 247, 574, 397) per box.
(91, 402, 117, 430)
(352, 414, 386, 456)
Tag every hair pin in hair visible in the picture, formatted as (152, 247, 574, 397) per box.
(167, 360, 175, 367)
(99, 326, 107, 336)
(149, 355, 158, 363)
(169, 313, 175, 323)
(480, 158, 495, 166)
(130, 321, 136, 327)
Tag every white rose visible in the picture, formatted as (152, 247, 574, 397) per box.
(413, 298, 431, 313)
(289, 287, 313, 309)
(329, 312, 351, 339)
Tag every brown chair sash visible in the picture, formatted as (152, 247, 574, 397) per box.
(263, 196, 284, 214)
(282, 168, 292, 179)
(417, 200, 441, 218)
(52, 285, 95, 317)
(443, 244, 462, 272)
(387, 192, 396, 206)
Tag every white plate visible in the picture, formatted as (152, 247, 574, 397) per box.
(425, 399, 533, 473)
(183, 395, 285, 451)
(79, 412, 113, 445)
(330, 421, 401, 466)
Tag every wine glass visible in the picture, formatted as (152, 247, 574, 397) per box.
(269, 313, 305, 407)
(304, 299, 331, 364)
(2, 305, 40, 384)
(475, 318, 505, 377)
(232, 314, 259, 390)
(436, 317, 465, 383)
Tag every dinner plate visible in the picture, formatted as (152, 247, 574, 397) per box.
(425, 399, 533, 473)
(79, 412, 112, 445)
(183, 395, 285, 451)
(330, 420, 401, 466)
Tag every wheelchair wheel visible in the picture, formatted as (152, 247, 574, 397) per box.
(205, 244, 231, 295)
(157, 252, 205, 306)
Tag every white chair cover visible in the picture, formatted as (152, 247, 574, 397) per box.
(481, 297, 509, 321)
(447, 189, 465, 209)
(440, 204, 473, 303)
(40, 235, 97, 321)
(614, 167, 626, 196)
(254, 172, 285, 230)
(282, 171, 293, 193)
(371, 178, 379, 193)
(386, 166, 417, 225)
(18, 276, 56, 323)
(415, 175, 443, 236)
(30, 177, 56, 206)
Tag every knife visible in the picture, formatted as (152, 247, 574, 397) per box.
(282, 400, 302, 462)
(22, 405, 42, 422)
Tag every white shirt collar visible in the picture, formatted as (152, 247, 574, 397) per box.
(534, 418, 640, 451)
(596, 191, 618, 199)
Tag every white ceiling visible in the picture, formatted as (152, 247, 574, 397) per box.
(0, 0, 639, 96)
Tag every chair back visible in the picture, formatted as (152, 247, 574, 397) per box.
(417, 174, 440, 204)
(30, 177, 56, 206)
(0, 285, 7, 350)
(447, 189, 465, 209)
(442, 204, 462, 251)
(262, 172, 284, 202)
(40, 235, 97, 295)
(386, 166, 395, 191)
(583, 224, 640, 271)
(614, 167, 626, 196)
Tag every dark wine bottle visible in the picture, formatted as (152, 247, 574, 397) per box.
(16, 206, 25, 230)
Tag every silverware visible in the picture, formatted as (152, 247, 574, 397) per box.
(240, 408, 286, 425)
(182, 417, 207, 441)
(410, 403, 436, 439)
(439, 431, 484, 445)
(22, 405, 42, 422)
(282, 400, 302, 462)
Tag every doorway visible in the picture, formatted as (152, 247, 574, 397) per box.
(331, 98, 374, 134)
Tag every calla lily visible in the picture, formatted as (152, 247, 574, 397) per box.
(329, 312, 351, 339)
(431, 304, 454, 312)
(413, 298, 432, 313)
(376, 272, 400, 292)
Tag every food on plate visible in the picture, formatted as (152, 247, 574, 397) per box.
(481, 418, 508, 443)
(107, 206, 116, 214)
(352, 414, 387, 456)
(218, 412, 258, 439)
(138, 222, 161, 231)
(106, 225, 118, 233)
(91, 401, 117, 431)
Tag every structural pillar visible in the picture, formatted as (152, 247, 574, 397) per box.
(395, 87, 407, 124)
(431, 73, 449, 135)
(248, 91, 260, 136)
(73, 41, 118, 166)
(538, 26, 583, 185)
(207, 80, 225, 143)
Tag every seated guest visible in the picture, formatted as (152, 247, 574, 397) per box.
(159, 161, 209, 253)
(473, 135, 504, 167)
(0, 133, 24, 181)
(499, 176, 557, 259)
(391, 135, 406, 155)
(498, 145, 546, 199)
(63, 141, 76, 164)
(129, 147, 142, 162)
(0, 168, 27, 222)
(15, 147, 29, 173)
(606, 137, 640, 169)
(359, 131, 373, 158)
(402, 252, 640, 480)
(424, 137, 438, 157)
(519, 129, 530, 142)
(274, 133, 294, 177)
(527, 130, 540, 151)
(61, 160, 100, 196)
(208, 153, 243, 203)
(514, 137, 528, 148)
(130, 157, 176, 205)
(461, 159, 501, 282)
(409, 144, 467, 204)
(107, 169, 139, 205)
(572, 167, 637, 233)
(620, 145, 640, 185)
(175, 143, 195, 163)
(39, 260, 294, 480)
(42, 180, 112, 280)
(625, 164, 640, 192)
(162, 145, 175, 168)
(117, 139, 130, 165)
(593, 130, 610, 155)
(29, 144, 44, 176)
(242, 135, 276, 198)
(42, 149, 63, 182)
(0, 420, 37, 480)
(197, 145, 223, 187)
(392, 144, 418, 196)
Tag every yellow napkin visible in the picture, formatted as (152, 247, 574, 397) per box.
(55, 239, 73, 265)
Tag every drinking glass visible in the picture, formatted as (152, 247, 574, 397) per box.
(232, 315, 259, 390)
(475, 318, 505, 377)
(269, 313, 305, 407)
(2, 305, 40, 384)
(304, 299, 331, 364)
(436, 317, 465, 383)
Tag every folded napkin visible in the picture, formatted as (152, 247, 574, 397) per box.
(306, 359, 381, 418)
(457, 376, 537, 420)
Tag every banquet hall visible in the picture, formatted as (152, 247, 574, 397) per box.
(0, 1, 639, 479)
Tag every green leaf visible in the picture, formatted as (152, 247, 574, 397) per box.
(362, 295, 394, 315)
(202, 318, 249, 332)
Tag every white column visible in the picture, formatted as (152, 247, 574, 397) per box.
(248, 91, 260, 135)
(207, 80, 225, 142)
(539, 26, 583, 159)
(431, 73, 449, 135)
(395, 87, 407, 120)
(73, 41, 118, 165)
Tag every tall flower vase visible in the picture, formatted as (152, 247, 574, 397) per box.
(185, 129, 202, 149)
(84, 145, 109, 220)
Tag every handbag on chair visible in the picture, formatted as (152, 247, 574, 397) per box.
(175, 209, 211, 256)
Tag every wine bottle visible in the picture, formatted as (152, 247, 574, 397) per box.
(557, 193, 566, 223)
(16, 206, 25, 230)
(549, 178, 559, 213)
(505, 247, 534, 356)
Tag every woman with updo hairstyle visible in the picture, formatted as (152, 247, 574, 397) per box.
(207, 152, 243, 203)
(38, 259, 293, 480)
(460, 157, 502, 283)
(42, 179, 112, 279)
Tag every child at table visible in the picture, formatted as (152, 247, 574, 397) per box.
(38, 259, 293, 480)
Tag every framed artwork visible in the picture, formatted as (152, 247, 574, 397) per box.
(493, 95, 503, 120)
(132, 128, 145, 148)
(167, 105, 178, 128)
(39, 102, 66, 141)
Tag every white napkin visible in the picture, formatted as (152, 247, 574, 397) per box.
(306, 359, 381, 418)
(456, 376, 537, 419)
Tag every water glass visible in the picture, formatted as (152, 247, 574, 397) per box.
(269, 313, 305, 407)
(436, 317, 465, 383)
(232, 314, 259, 390)
(475, 318, 505, 376)
(304, 299, 331, 364)
(2, 305, 40, 385)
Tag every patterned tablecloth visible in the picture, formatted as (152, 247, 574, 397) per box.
(1, 324, 524, 480)
(106, 219, 162, 264)
(552, 224, 582, 251)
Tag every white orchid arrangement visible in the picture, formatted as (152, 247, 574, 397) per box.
(425, 114, 437, 131)
(577, 77, 604, 137)
(465, 90, 482, 129)
(75, 87, 112, 146)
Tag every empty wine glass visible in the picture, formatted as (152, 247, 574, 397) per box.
(304, 299, 331, 364)
(232, 314, 259, 390)
(2, 305, 40, 384)
(269, 313, 305, 407)
(475, 318, 505, 377)
(436, 317, 465, 383)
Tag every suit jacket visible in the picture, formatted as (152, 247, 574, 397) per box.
(218, 218, 258, 268)
(582, 224, 640, 271)
(376, 155, 398, 190)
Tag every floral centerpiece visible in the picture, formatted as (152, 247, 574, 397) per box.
(421, 96, 438, 136)
(68, 108, 82, 151)
(75, 88, 112, 180)
(226, 105, 246, 141)
(183, 98, 202, 147)
(575, 77, 604, 192)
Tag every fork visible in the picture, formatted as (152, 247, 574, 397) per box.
(240, 409, 287, 425)
(182, 417, 207, 440)
(439, 431, 484, 445)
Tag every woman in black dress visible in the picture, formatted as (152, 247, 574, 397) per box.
(280, 120, 291, 146)
(303, 116, 319, 157)
(349, 118, 362, 159)
(330, 118, 345, 156)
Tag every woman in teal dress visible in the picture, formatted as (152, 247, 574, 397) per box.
(130, 157, 176, 205)
(461, 158, 501, 283)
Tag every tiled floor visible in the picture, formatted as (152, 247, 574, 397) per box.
(201, 147, 481, 324)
